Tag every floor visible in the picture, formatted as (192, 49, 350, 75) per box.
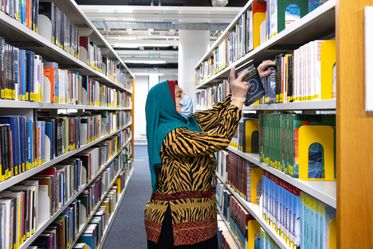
(102, 145, 152, 249)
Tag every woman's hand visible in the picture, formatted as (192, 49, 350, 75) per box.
(257, 60, 276, 78)
(230, 67, 250, 109)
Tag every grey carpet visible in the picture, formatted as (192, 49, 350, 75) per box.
(102, 145, 152, 249)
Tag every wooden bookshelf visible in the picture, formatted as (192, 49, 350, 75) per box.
(337, 0, 373, 248)
(0, 0, 135, 248)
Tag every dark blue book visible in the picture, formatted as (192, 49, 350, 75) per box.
(26, 120, 34, 168)
(45, 121, 55, 161)
(234, 63, 266, 106)
(19, 116, 26, 172)
(25, 51, 35, 101)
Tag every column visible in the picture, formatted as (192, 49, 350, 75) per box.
(178, 29, 209, 105)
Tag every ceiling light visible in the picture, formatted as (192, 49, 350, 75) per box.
(125, 60, 167, 64)
(112, 43, 175, 48)
(133, 73, 164, 76)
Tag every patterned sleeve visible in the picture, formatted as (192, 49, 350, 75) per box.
(193, 95, 232, 132)
(162, 104, 241, 157)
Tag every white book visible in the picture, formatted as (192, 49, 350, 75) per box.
(37, 185, 51, 224)
(0, 191, 23, 246)
(22, 180, 39, 232)
(0, 200, 11, 249)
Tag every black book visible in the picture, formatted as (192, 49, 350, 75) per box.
(234, 62, 266, 106)
(275, 54, 284, 103)
(287, 54, 294, 102)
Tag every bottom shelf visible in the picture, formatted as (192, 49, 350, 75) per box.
(71, 164, 134, 249)
(217, 176, 289, 249)
(217, 207, 243, 249)
(97, 164, 134, 249)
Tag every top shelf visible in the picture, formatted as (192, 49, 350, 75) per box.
(53, 0, 134, 78)
(195, 0, 336, 88)
(0, 5, 134, 93)
(195, 0, 254, 69)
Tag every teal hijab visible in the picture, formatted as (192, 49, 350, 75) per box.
(145, 81, 201, 191)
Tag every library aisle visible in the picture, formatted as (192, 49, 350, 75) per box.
(102, 146, 151, 249)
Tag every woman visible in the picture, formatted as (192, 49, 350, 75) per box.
(145, 61, 274, 249)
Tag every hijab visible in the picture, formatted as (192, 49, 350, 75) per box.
(145, 80, 201, 191)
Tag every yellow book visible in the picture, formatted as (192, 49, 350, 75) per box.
(252, 2, 266, 49)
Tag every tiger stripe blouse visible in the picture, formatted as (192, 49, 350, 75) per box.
(144, 95, 242, 246)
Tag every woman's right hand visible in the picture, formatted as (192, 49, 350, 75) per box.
(229, 67, 250, 109)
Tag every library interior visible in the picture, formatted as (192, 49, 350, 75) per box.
(0, 0, 371, 248)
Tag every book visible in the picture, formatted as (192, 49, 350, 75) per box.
(234, 62, 266, 106)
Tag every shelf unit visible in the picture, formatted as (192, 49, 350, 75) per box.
(217, 176, 289, 249)
(96, 166, 133, 249)
(0, 11, 132, 93)
(192, 0, 350, 248)
(0, 122, 132, 192)
(0, 100, 133, 110)
(226, 147, 336, 208)
(195, 0, 336, 89)
(0, 0, 136, 248)
(69, 165, 134, 249)
(18, 143, 133, 249)
(217, 208, 244, 249)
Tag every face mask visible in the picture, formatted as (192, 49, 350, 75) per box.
(179, 95, 193, 119)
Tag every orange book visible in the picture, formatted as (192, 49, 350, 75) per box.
(43, 63, 58, 103)
(252, 1, 267, 48)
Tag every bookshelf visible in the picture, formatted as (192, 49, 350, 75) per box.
(217, 176, 289, 249)
(18, 146, 131, 249)
(226, 147, 336, 208)
(192, 0, 353, 248)
(337, 0, 373, 248)
(0, 99, 132, 110)
(243, 100, 336, 111)
(68, 164, 133, 249)
(217, 208, 244, 249)
(195, 0, 335, 89)
(0, 0, 135, 248)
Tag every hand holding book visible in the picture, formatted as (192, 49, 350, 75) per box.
(230, 60, 275, 107)
(229, 67, 250, 109)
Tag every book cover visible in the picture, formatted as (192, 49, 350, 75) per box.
(234, 63, 266, 106)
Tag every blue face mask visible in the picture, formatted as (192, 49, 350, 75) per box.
(179, 95, 193, 119)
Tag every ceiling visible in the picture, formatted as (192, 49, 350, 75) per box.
(78, 4, 241, 71)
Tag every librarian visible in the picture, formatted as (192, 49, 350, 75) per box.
(145, 60, 275, 249)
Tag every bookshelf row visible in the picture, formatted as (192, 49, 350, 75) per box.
(217, 175, 289, 249)
(0, 122, 132, 192)
(0, 5, 133, 94)
(8, 141, 132, 249)
(68, 164, 133, 249)
(217, 207, 244, 249)
(226, 146, 336, 208)
(195, 0, 335, 88)
(95, 168, 132, 249)
(197, 100, 336, 113)
(0, 100, 132, 111)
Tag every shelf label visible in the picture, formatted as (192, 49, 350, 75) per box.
(365, 7, 373, 111)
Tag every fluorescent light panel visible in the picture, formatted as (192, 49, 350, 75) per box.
(125, 59, 167, 64)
